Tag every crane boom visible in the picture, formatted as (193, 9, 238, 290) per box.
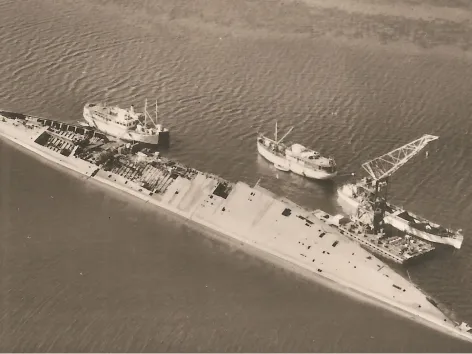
(361, 134, 439, 181)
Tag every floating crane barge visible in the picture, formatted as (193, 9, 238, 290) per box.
(337, 135, 464, 249)
(1, 109, 471, 343)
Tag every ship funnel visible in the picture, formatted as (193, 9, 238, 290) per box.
(130, 105, 135, 114)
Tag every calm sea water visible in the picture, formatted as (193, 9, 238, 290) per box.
(1, 0, 472, 351)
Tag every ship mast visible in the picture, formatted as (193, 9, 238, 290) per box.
(360, 134, 439, 234)
(275, 121, 278, 142)
(144, 99, 148, 126)
(276, 126, 294, 144)
(143, 98, 158, 128)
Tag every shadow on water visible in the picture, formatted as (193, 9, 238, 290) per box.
(311, 176, 337, 193)
(254, 154, 343, 213)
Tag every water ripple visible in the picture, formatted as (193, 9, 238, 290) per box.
(1, 0, 472, 351)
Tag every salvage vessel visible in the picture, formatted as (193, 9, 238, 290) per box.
(0, 110, 471, 343)
(257, 122, 337, 180)
(83, 99, 170, 147)
(337, 135, 464, 249)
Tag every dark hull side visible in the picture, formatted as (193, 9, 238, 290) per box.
(158, 130, 170, 149)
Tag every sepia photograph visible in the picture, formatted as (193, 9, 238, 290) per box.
(1, 0, 472, 352)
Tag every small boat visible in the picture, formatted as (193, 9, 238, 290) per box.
(274, 163, 290, 172)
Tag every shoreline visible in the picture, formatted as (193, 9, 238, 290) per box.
(1, 126, 471, 344)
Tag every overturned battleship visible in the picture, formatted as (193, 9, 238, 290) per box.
(0, 110, 471, 343)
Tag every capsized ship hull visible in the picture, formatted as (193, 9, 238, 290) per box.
(257, 138, 337, 180)
(337, 184, 464, 249)
(1, 110, 471, 343)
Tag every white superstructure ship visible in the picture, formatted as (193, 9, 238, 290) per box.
(257, 122, 337, 180)
(83, 99, 170, 147)
(337, 134, 464, 249)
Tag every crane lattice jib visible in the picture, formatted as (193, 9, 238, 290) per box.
(361, 134, 439, 182)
